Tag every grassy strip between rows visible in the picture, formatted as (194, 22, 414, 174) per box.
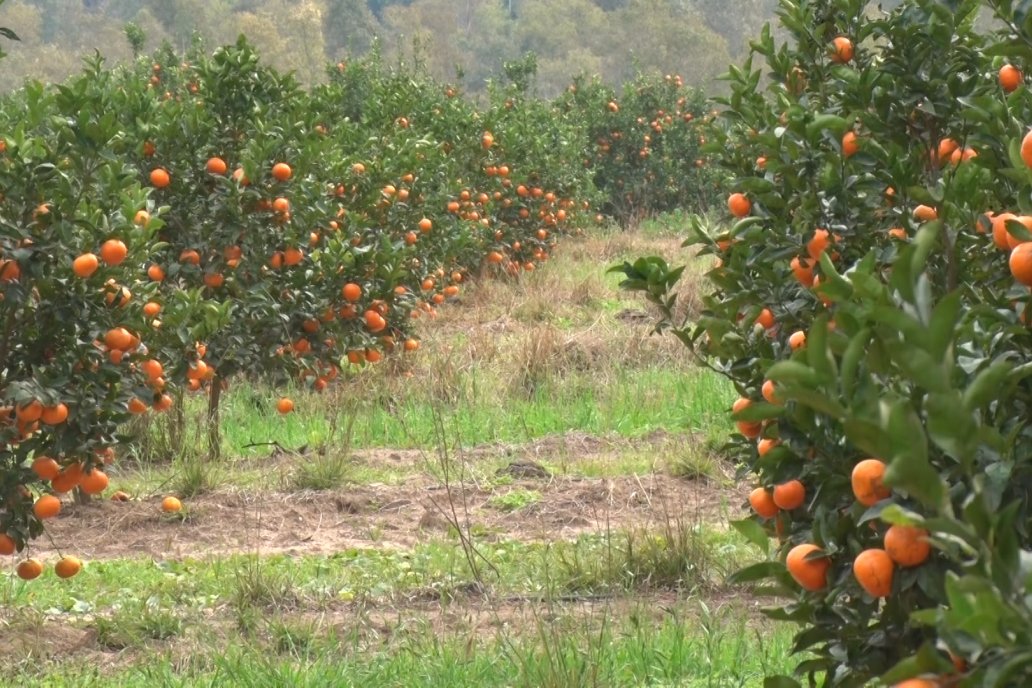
(206, 367, 733, 454)
(12, 605, 797, 687)
(1, 528, 786, 686)
(4, 529, 753, 614)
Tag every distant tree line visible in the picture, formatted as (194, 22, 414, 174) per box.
(0, 0, 787, 94)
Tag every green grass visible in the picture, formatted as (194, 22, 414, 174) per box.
(148, 366, 732, 459)
(487, 488, 542, 512)
(2, 529, 754, 615)
(8, 606, 796, 687)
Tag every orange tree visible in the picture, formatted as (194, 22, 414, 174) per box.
(558, 71, 721, 224)
(616, 0, 1032, 685)
(0, 57, 169, 575)
(99, 40, 594, 459)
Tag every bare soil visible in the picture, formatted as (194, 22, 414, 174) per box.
(36, 473, 731, 563)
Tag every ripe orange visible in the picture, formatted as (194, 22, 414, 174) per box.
(364, 310, 387, 333)
(148, 264, 166, 282)
(755, 308, 775, 329)
(1010, 243, 1032, 286)
(111, 490, 131, 502)
(790, 256, 814, 287)
(271, 162, 292, 181)
(487, 251, 504, 264)
(33, 494, 61, 519)
(913, 205, 938, 222)
(727, 192, 751, 218)
(206, 157, 228, 175)
(992, 212, 1019, 250)
(481, 131, 494, 149)
(277, 397, 294, 414)
(806, 229, 831, 261)
(773, 480, 806, 510)
(1001, 64, 1023, 93)
(891, 679, 940, 688)
(128, 397, 149, 414)
(1022, 130, 1032, 168)
(403, 338, 420, 352)
(732, 398, 762, 439)
(341, 283, 362, 302)
(161, 496, 182, 513)
(418, 218, 433, 233)
(143, 301, 161, 318)
(141, 358, 164, 380)
(841, 131, 858, 157)
(749, 487, 779, 519)
(950, 146, 977, 164)
(16, 558, 43, 581)
(757, 437, 779, 457)
(853, 548, 894, 597)
(104, 327, 133, 351)
(54, 555, 82, 579)
(761, 379, 781, 405)
(851, 458, 891, 506)
(149, 168, 170, 188)
(788, 331, 806, 350)
(41, 403, 68, 425)
(72, 253, 99, 278)
(884, 525, 931, 568)
(31, 457, 61, 481)
(80, 469, 109, 495)
(888, 227, 908, 240)
(16, 400, 43, 423)
(786, 543, 830, 591)
(0, 533, 15, 555)
(272, 197, 290, 214)
(1006, 215, 1032, 249)
(936, 137, 959, 163)
(830, 36, 854, 63)
(134, 209, 150, 227)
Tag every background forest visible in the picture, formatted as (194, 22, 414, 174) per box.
(0, 0, 790, 94)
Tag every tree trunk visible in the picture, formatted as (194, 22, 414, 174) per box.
(207, 378, 222, 462)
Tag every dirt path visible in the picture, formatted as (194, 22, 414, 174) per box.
(35, 470, 736, 561)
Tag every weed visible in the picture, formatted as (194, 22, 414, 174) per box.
(487, 488, 542, 512)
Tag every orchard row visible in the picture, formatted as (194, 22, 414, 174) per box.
(0, 39, 718, 572)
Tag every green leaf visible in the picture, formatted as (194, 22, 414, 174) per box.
(730, 518, 770, 555)
(806, 314, 836, 383)
(840, 328, 872, 399)
(788, 388, 846, 419)
(927, 292, 962, 360)
(912, 217, 942, 285)
(925, 390, 978, 465)
(804, 113, 848, 138)
(732, 402, 785, 422)
(884, 401, 944, 507)
(963, 361, 1015, 412)
(765, 361, 821, 387)
(816, 251, 854, 301)
(727, 561, 784, 584)
(844, 418, 893, 459)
